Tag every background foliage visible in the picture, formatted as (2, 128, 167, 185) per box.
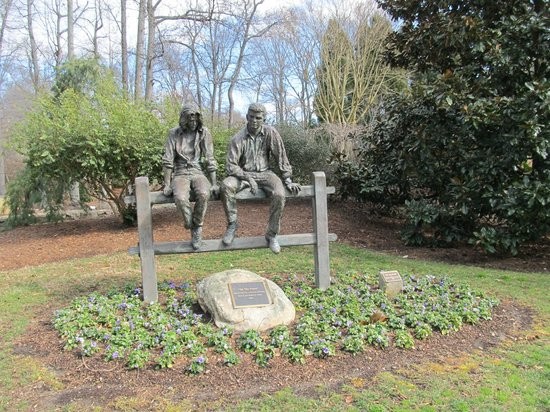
(4, 60, 332, 226)
(334, 0, 550, 255)
(7, 62, 168, 225)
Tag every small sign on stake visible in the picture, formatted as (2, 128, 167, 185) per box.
(379, 270, 403, 298)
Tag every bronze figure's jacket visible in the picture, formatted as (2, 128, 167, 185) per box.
(225, 125, 293, 180)
(162, 126, 217, 176)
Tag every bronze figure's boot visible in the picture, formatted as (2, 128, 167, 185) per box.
(191, 226, 203, 250)
(222, 222, 238, 246)
(265, 235, 281, 254)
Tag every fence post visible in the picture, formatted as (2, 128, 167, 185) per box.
(312, 171, 330, 290)
(135, 176, 158, 303)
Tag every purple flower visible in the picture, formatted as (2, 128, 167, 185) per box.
(112, 351, 119, 359)
(168, 281, 176, 289)
(196, 356, 205, 364)
(322, 347, 330, 355)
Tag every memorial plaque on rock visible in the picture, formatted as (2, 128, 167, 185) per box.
(379, 270, 403, 298)
(229, 281, 272, 309)
(197, 269, 295, 332)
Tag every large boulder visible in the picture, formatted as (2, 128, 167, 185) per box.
(196, 269, 295, 333)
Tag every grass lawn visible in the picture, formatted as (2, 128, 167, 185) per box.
(0, 243, 548, 411)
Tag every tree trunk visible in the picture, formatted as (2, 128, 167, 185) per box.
(0, 0, 13, 56)
(134, 0, 146, 99)
(144, 0, 155, 101)
(54, 0, 64, 68)
(92, 0, 104, 58)
(120, 0, 128, 94)
(67, 0, 74, 59)
(227, 0, 271, 127)
(0, 149, 5, 196)
(26, 0, 40, 92)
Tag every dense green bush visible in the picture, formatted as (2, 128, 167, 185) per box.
(209, 123, 332, 185)
(334, 0, 549, 255)
(7, 73, 167, 226)
(277, 124, 332, 185)
(209, 124, 236, 181)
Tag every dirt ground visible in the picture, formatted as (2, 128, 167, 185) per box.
(1, 198, 548, 273)
(1, 199, 547, 410)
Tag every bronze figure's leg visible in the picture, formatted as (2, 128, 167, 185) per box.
(220, 176, 241, 245)
(172, 175, 192, 230)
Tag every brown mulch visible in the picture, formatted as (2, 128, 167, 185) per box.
(1, 199, 548, 409)
(1, 198, 548, 273)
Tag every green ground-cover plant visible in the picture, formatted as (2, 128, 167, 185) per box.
(1, 244, 548, 411)
(52, 270, 499, 373)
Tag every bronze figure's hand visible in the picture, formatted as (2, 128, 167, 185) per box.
(210, 184, 220, 200)
(163, 185, 173, 196)
(247, 177, 258, 195)
(285, 179, 301, 195)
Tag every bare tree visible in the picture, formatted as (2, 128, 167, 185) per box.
(226, 0, 276, 127)
(39, 0, 70, 69)
(26, 0, 40, 91)
(285, 5, 321, 127)
(134, 0, 212, 101)
(247, 26, 289, 124)
(134, 0, 146, 99)
(28, 0, 89, 69)
(244, 5, 321, 126)
(164, 0, 233, 120)
(0, 0, 7, 195)
(120, 0, 128, 93)
(105, 0, 129, 93)
(0, 0, 13, 56)
(199, 11, 234, 121)
(67, 0, 74, 59)
(82, 0, 104, 58)
(155, 43, 196, 101)
(314, 3, 394, 124)
(162, 21, 204, 108)
(143, 0, 155, 100)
